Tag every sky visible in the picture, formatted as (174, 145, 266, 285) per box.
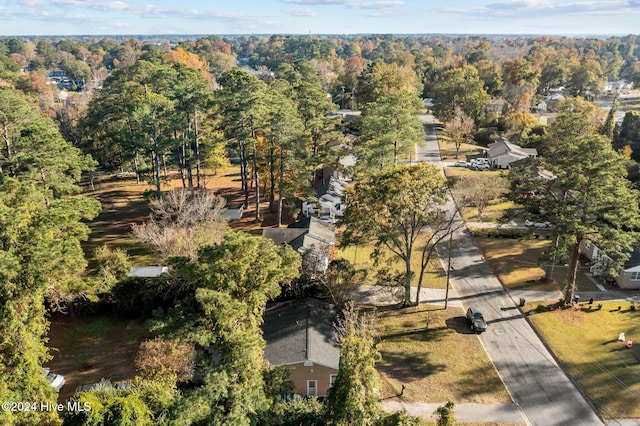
(2, 0, 640, 36)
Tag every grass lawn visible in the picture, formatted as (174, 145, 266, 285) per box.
(525, 301, 640, 419)
(81, 165, 266, 267)
(335, 239, 448, 289)
(375, 304, 512, 404)
(438, 138, 486, 162)
(475, 237, 600, 292)
(462, 200, 516, 223)
(46, 315, 153, 403)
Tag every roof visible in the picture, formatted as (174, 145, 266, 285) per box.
(262, 298, 339, 369)
(262, 228, 307, 251)
(308, 216, 336, 244)
(623, 245, 640, 271)
(487, 138, 537, 160)
(128, 266, 168, 278)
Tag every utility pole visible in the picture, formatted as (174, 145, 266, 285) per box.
(444, 229, 453, 310)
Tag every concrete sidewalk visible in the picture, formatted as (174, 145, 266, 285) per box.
(348, 285, 463, 308)
(382, 401, 526, 424)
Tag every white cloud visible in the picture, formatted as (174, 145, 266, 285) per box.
(280, 0, 403, 8)
(280, 0, 348, 4)
(6, 0, 46, 6)
(354, 0, 403, 9)
(449, 0, 640, 17)
(283, 7, 317, 16)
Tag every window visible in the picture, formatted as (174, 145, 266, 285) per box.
(329, 374, 337, 388)
(307, 380, 317, 396)
(631, 272, 640, 281)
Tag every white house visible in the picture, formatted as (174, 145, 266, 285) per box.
(302, 176, 349, 219)
(487, 138, 538, 169)
(603, 80, 634, 94)
(537, 100, 548, 113)
(581, 240, 640, 289)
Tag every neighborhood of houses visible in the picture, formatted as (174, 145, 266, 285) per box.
(58, 79, 640, 400)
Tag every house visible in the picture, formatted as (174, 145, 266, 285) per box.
(128, 266, 168, 278)
(581, 241, 640, 289)
(302, 175, 350, 219)
(544, 92, 566, 112)
(536, 100, 548, 113)
(487, 138, 538, 169)
(262, 298, 340, 397)
(262, 217, 336, 273)
(300, 217, 336, 273)
(603, 80, 634, 95)
(615, 248, 640, 289)
(261, 228, 307, 250)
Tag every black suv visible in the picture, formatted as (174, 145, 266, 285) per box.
(466, 307, 488, 333)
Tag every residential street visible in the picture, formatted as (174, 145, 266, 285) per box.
(413, 114, 605, 426)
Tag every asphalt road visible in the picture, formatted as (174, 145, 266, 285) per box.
(416, 114, 604, 426)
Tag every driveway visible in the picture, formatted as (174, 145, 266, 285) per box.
(412, 114, 604, 426)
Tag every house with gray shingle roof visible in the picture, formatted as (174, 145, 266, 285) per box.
(487, 138, 538, 169)
(262, 298, 339, 397)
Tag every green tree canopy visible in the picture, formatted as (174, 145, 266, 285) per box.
(356, 90, 425, 170)
(341, 163, 448, 306)
(0, 87, 96, 198)
(324, 303, 381, 425)
(431, 65, 489, 127)
(511, 98, 640, 304)
(169, 231, 301, 425)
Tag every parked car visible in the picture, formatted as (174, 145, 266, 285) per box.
(43, 368, 65, 391)
(470, 157, 488, 164)
(470, 162, 490, 171)
(453, 160, 470, 167)
(466, 307, 488, 333)
(525, 220, 551, 228)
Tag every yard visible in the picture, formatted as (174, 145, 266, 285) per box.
(476, 237, 600, 292)
(46, 315, 153, 403)
(81, 165, 268, 267)
(375, 304, 512, 404)
(525, 301, 640, 419)
(437, 137, 486, 163)
(335, 238, 448, 289)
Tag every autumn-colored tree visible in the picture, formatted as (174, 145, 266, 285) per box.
(132, 188, 228, 261)
(135, 338, 196, 384)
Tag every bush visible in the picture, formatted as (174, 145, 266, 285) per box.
(436, 400, 456, 426)
(110, 275, 194, 317)
(261, 397, 324, 425)
(378, 409, 427, 425)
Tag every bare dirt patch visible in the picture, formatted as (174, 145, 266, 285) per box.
(46, 315, 153, 403)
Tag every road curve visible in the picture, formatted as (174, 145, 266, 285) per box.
(416, 114, 604, 426)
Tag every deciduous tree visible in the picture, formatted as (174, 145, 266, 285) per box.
(341, 163, 448, 306)
(431, 65, 489, 127)
(132, 188, 228, 261)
